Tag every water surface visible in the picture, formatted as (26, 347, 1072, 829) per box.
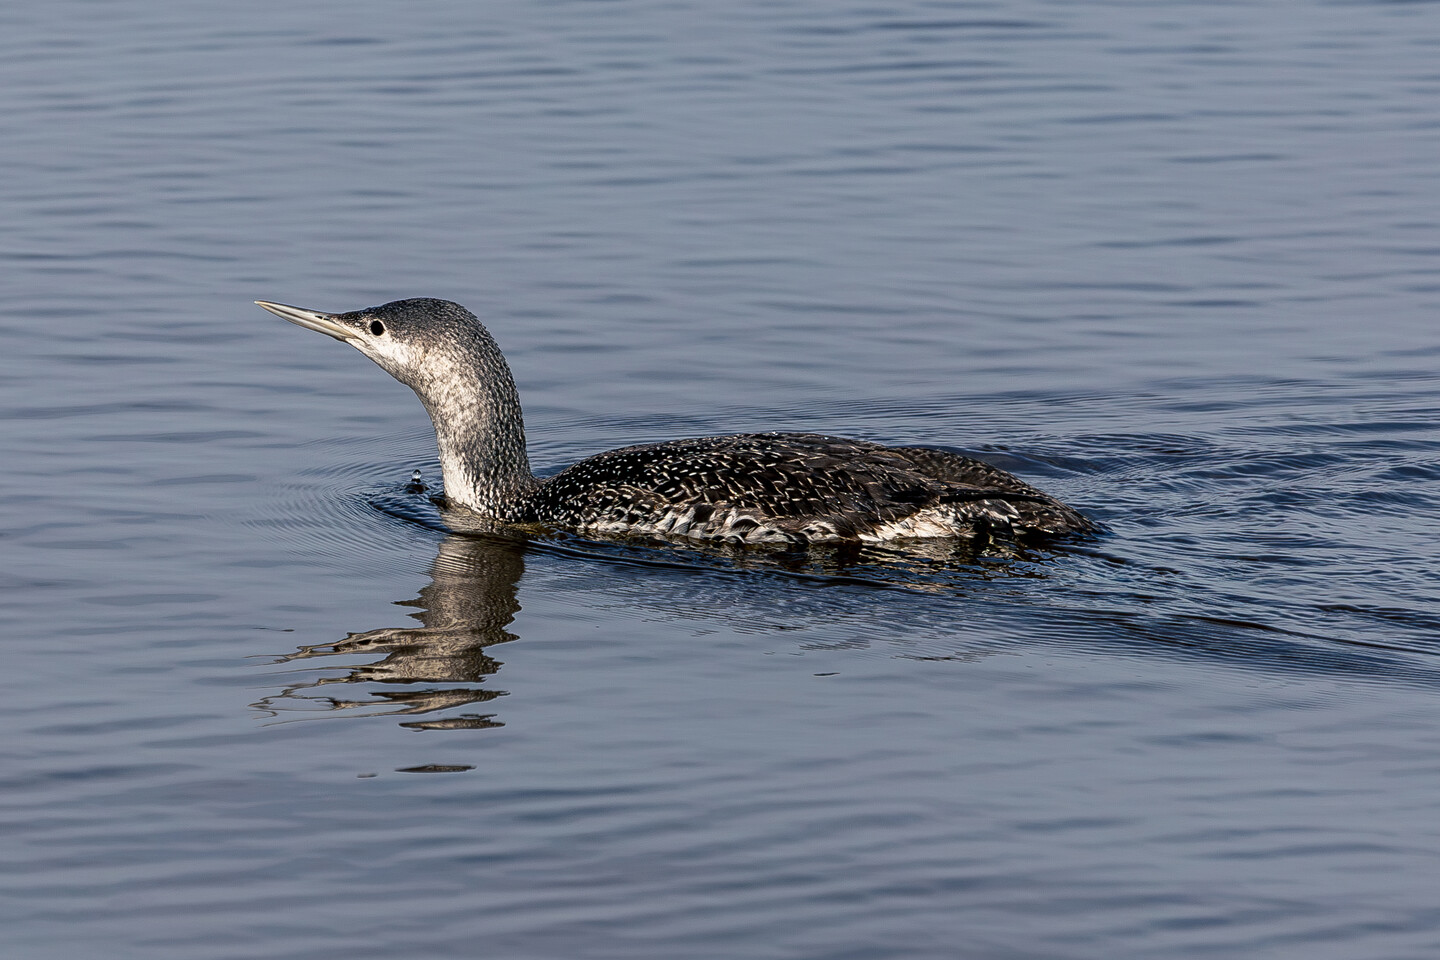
(5, 2, 1440, 958)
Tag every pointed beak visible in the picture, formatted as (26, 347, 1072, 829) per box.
(255, 300, 357, 342)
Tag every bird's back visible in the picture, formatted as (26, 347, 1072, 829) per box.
(519, 432, 1093, 544)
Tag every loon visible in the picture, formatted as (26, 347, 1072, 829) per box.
(256, 298, 1094, 545)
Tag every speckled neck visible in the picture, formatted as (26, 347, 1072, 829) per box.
(409, 325, 538, 519)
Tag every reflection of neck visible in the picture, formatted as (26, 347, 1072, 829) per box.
(416, 534, 526, 634)
(415, 342, 538, 519)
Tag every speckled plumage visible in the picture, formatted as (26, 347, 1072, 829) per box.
(257, 297, 1095, 545)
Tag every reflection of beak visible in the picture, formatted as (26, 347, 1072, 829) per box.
(254, 300, 357, 342)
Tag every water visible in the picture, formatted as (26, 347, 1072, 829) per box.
(4, 1, 1440, 957)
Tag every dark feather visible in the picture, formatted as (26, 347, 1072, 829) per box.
(520, 432, 1094, 544)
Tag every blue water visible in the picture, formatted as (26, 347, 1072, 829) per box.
(5, 2, 1440, 958)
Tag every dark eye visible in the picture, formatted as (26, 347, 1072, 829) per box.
(369, 320, 386, 336)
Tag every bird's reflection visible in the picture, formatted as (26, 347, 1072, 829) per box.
(254, 486, 1090, 730)
(255, 529, 526, 730)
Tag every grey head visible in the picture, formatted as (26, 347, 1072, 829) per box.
(256, 297, 535, 516)
(254, 298, 500, 393)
